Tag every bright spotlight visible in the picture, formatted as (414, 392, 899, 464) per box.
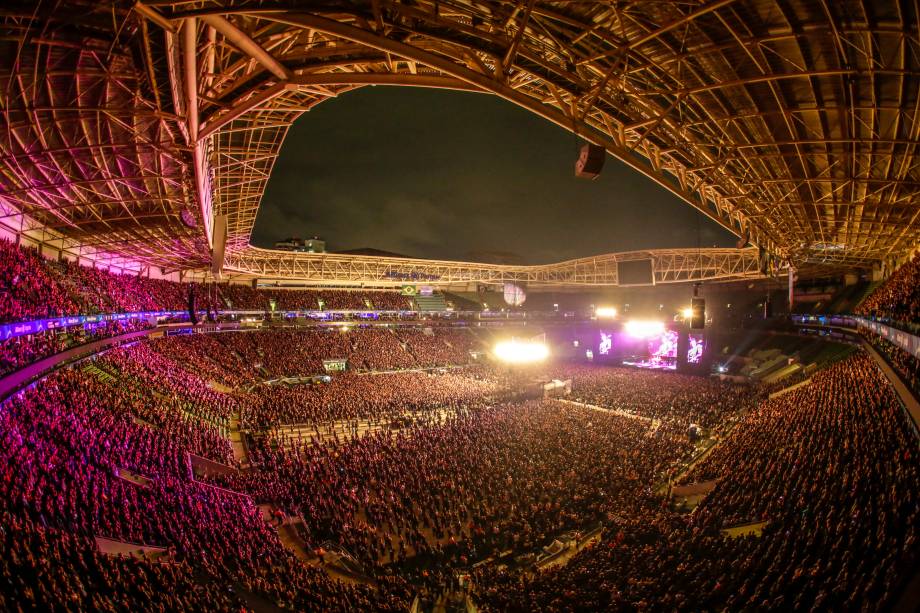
(624, 319, 665, 338)
(494, 339, 549, 364)
(681, 307, 694, 320)
(595, 306, 618, 318)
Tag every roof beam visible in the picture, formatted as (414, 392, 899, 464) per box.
(630, 0, 741, 50)
(502, 0, 537, 72)
(201, 14, 292, 82)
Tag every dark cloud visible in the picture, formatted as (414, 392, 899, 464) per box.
(253, 87, 737, 263)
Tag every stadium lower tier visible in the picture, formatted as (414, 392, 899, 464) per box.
(0, 330, 916, 611)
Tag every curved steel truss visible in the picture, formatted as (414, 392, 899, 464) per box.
(0, 1, 918, 273)
(225, 246, 765, 287)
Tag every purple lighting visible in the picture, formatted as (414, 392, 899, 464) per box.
(599, 332, 613, 356)
(688, 334, 705, 364)
(597, 325, 702, 372)
(623, 329, 679, 370)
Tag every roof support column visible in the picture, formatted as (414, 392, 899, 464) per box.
(183, 17, 214, 249)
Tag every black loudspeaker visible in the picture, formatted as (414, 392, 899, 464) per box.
(735, 227, 749, 249)
(575, 143, 605, 179)
(187, 286, 199, 325)
(690, 297, 705, 329)
(210, 214, 228, 276)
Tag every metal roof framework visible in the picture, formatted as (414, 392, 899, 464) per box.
(223, 245, 765, 287)
(0, 1, 918, 278)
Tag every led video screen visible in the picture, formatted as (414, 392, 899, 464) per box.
(616, 259, 654, 286)
(597, 326, 679, 371)
(688, 333, 705, 364)
(622, 328, 678, 370)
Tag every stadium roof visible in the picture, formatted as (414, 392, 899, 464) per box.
(0, 0, 918, 275)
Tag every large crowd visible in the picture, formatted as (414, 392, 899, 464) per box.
(203, 327, 480, 381)
(1, 515, 244, 611)
(857, 252, 920, 325)
(862, 330, 920, 399)
(475, 354, 919, 612)
(0, 238, 416, 329)
(217, 285, 412, 312)
(553, 364, 758, 428)
(244, 370, 502, 429)
(0, 351, 414, 610)
(0, 238, 188, 323)
(0, 320, 152, 378)
(211, 400, 698, 593)
(0, 313, 916, 611)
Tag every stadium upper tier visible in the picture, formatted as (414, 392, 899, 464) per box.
(0, 1, 917, 275)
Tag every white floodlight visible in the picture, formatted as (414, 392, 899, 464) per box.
(494, 339, 549, 364)
(624, 319, 665, 338)
(595, 306, 618, 318)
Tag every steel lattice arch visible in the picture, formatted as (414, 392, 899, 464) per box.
(0, 1, 917, 284)
(225, 246, 764, 287)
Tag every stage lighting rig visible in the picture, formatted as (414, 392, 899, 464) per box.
(595, 306, 618, 319)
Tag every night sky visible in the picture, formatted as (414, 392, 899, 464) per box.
(253, 87, 738, 264)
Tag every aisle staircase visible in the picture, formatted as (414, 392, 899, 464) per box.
(258, 504, 315, 562)
(82, 363, 116, 383)
(414, 292, 449, 312)
(228, 409, 249, 465)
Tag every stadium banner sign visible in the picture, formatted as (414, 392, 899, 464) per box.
(794, 314, 920, 359)
(400, 285, 417, 296)
(0, 310, 190, 341)
(323, 359, 348, 372)
(856, 318, 920, 359)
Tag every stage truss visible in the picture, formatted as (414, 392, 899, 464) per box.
(0, 1, 917, 275)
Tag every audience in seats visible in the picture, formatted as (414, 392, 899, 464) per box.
(0, 515, 244, 611)
(243, 370, 502, 429)
(862, 330, 920, 398)
(1, 319, 916, 610)
(317, 290, 410, 311)
(97, 343, 239, 425)
(215, 283, 270, 310)
(211, 400, 698, 593)
(0, 238, 414, 329)
(213, 283, 411, 312)
(0, 238, 188, 323)
(0, 361, 412, 611)
(0, 320, 153, 377)
(350, 328, 416, 370)
(473, 354, 917, 612)
(212, 328, 354, 378)
(857, 252, 920, 324)
(147, 333, 259, 389)
(0, 238, 80, 322)
(396, 328, 481, 367)
(550, 364, 757, 428)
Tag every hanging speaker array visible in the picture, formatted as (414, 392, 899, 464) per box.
(575, 143, 605, 179)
